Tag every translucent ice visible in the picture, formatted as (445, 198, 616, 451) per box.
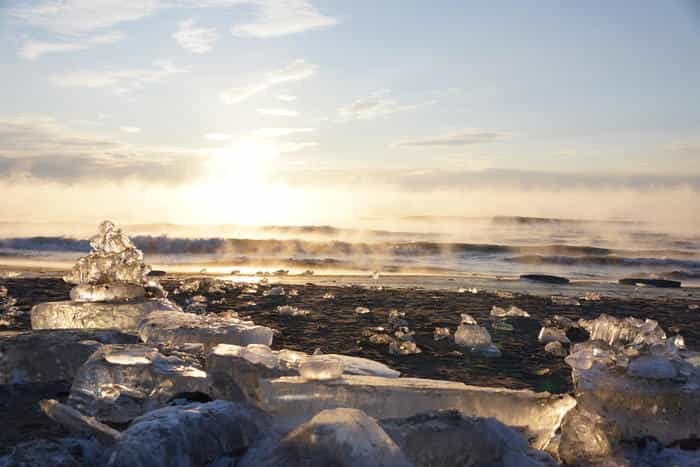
(298, 355, 344, 380)
(63, 220, 150, 287)
(490, 305, 530, 318)
(433, 327, 451, 341)
(538, 326, 570, 344)
(276, 305, 310, 317)
(389, 340, 422, 355)
(578, 314, 667, 347)
(455, 324, 501, 357)
(263, 286, 285, 296)
(627, 355, 678, 380)
(460, 313, 477, 325)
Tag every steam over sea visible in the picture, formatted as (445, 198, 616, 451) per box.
(1, 216, 698, 286)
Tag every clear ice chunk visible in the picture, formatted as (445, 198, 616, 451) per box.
(298, 355, 344, 380)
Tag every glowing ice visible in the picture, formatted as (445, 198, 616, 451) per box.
(490, 305, 530, 318)
(298, 355, 344, 380)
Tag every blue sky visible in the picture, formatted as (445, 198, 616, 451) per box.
(0, 1, 699, 224)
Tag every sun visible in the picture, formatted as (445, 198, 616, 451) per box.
(179, 137, 293, 225)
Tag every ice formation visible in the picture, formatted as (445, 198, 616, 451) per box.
(137, 310, 274, 349)
(454, 321, 501, 357)
(63, 221, 150, 289)
(110, 401, 269, 467)
(0, 330, 137, 384)
(276, 305, 311, 317)
(298, 355, 344, 380)
(578, 314, 667, 347)
(381, 410, 557, 467)
(355, 306, 371, 314)
(490, 305, 530, 318)
(433, 327, 451, 341)
(564, 313, 700, 448)
(68, 344, 209, 423)
(537, 326, 570, 344)
(239, 408, 410, 467)
(257, 375, 575, 450)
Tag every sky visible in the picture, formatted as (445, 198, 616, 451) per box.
(0, 0, 699, 227)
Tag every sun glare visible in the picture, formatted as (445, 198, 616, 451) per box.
(182, 138, 291, 225)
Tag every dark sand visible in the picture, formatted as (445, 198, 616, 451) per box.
(1, 276, 699, 453)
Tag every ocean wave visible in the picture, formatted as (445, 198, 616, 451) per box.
(508, 255, 700, 269)
(0, 235, 698, 260)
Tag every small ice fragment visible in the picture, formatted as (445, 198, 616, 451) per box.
(355, 306, 371, 315)
(276, 305, 310, 317)
(388, 340, 422, 355)
(277, 349, 309, 370)
(457, 287, 466, 294)
(323, 292, 335, 299)
(468, 288, 478, 294)
(490, 305, 530, 318)
(372, 271, 381, 280)
(263, 286, 285, 296)
(454, 324, 492, 348)
(460, 313, 477, 325)
(433, 327, 451, 341)
(388, 309, 407, 327)
(288, 288, 299, 296)
(243, 344, 278, 369)
(298, 355, 344, 380)
(369, 334, 393, 345)
(689, 304, 699, 311)
(544, 341, 567, 357)
(496, 290, 514, 299)
(538, 327, 571, 344)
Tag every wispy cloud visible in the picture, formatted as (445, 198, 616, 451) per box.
(220, 59, 317, 104)
(49, 60, 188, 95)
(10, 0, 335, 61)
(257, 108, 299, 117)
(9, 0, 159, 35)
(204, 132, 233, 141)
(338, 90, 432, 122)
(230, 0, 337, 38)
(394, 128, 510, 147)
(0, 116, 204, 183)
(18, 31, 125, 60)
(173, 19, 218, 54)
(120, 126, 141, 133)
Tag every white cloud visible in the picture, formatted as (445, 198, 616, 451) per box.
(50, 60, 188, 94)
(220, 59, 317, 104)
(338, 90, 431, 122)
(276, 94, 297, 102)
(204, 132, 233, 141)
(257, 108, 299, 117)
(173, 19, 218, 54)
(253, 127, 315, 138)
(11, 0, 336, 38)
(120, 126, 141, 133)
(394, 128, 510, 147)
(10, 0, 160, 35)
(229, 0, 337, 38)
(0, 116, 205, 183)
(19, 31, 125, 60)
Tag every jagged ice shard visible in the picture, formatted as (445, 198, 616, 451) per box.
(31, 221, 180, 331)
